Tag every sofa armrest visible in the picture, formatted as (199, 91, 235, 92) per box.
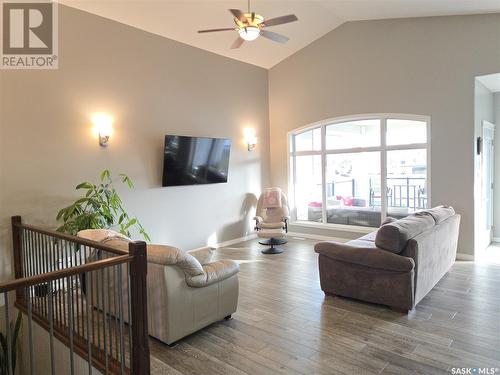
(314, 242, 414, 272)
(186, 260, 239, 288)
(187, 247, 215, 265)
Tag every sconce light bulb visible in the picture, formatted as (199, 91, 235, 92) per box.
(92, 113, 114, 147)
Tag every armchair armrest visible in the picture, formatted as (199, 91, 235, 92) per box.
(314, 242, 414, 272)
(186, 260, 239, 287)
(187, 247, 215, 265)
(147, 244, 204, 276)
(282, 216, 289, 232)
(254, 216, 263, 230)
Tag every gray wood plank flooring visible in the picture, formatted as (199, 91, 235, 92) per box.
(150, 238, 500, 375)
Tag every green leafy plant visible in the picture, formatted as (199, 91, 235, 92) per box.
(0, 311, 22, 375)
(56, 170, 150, 241)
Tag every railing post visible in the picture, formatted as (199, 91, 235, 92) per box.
(129, 241, 150, 375)
(11, 216, 24, 302)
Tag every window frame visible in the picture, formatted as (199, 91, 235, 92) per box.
(287, 113, 431, 232)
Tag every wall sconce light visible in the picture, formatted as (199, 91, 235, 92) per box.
(92, 113, 113, 147)
(244, 128, 257, 151)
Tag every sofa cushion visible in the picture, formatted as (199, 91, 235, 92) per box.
(375, 213, 435, 254)
(423, 206, 455, 224)
(381, 217, 398, 225)
(314, 241, 414, 272)
(358, 231, 377, 242)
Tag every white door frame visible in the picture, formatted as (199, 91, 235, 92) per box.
(480, 120, 495, 249)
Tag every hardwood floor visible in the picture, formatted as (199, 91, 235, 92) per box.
(149, 237, 500, 375)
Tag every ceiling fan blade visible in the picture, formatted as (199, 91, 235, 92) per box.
(231, 37, 245, 49)
(261, 30, 289, 44)
(198, 28, 235, 33)
(229, 9, 248, 23)
(263, 14, 298, 27)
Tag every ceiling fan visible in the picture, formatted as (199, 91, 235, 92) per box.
(197, 0, 298, 49)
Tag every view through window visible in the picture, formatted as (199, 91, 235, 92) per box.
(289, 116, 429, 228)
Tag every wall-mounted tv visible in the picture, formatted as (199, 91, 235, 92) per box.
(162, 135, 231, 187)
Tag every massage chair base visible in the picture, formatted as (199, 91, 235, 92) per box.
(259, 238, 287, 254)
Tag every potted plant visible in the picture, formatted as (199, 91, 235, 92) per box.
(56, 170, 150, 294)
(0, 311, 22, 375)
(56, 169, 150, 240)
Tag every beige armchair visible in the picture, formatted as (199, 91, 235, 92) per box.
(254, 188, 290, 254)
(78, 229, 239, 345)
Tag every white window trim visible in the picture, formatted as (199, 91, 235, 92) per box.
(287, 113, 432, 232)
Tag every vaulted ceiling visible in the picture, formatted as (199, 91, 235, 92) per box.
(60, 0, 500, 69)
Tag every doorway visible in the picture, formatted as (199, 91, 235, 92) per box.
(474, 74, 499, 259)
(478, 120, 495, 251)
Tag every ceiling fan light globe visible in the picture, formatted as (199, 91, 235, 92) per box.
(238, 26, 260, 41)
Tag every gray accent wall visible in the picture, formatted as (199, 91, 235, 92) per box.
(0, 5, 270, 281)
(269, 14, 500, 256)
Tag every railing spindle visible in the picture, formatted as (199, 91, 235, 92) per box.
(48, 281, 55, 375)
(113, 265, 119, 361)
(101, 267, 109, 373)
(4, 292, 13, 375)
(67, 275, 75, 375)
(117, 265, 125, 375)
(126, 266, 133, 370)
(26, 285, 34, 375)
(106, 267, 113, 362)
(85, 266, 92, 375)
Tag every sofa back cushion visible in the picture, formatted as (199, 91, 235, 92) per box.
(422, 205, 455, 224)
(375, 213, 435, 254)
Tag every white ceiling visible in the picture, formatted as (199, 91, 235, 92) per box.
(477, 73, 500, 93)
(60, 0, 500, 69)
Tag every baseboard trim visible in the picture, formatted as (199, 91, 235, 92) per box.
(456, 253, 474, 261)
(189, 233, 257, 252)
(212, 233, 258, 248)
(287, 231, 348, 243)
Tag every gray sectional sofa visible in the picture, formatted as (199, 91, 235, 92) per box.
(314, 206, 460, 312)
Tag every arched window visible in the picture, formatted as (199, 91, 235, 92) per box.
(288, 114, 430, 229)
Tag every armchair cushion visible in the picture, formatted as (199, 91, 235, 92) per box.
(186, 260, 239, 287)
(77, 229, 205, 277)
(77, 229, 131, 243)
(315, 242, 415, 272)
(187, 247, 215, 265)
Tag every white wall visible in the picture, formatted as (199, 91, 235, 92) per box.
(269, 14, 500, 256)
(0, 5, 270, 281)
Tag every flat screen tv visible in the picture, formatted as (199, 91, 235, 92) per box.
(162, 135, 231, 187)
